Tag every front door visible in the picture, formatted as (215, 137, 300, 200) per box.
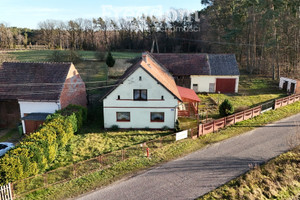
(193, 84, 198, 92)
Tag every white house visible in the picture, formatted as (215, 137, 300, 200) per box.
(149, 53, 240, 93)
(102, 55, 182, 129)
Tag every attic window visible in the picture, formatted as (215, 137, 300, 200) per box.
(139, 76, 142, 81)
(161, 96, 164, 100)
(118, 95, 120, 100)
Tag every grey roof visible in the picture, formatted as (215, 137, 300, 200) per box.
(0, 62, 72, 101)
(209, 54, 240, 76)
(21, 113, 51, 121)
(150, 53, 240, 76)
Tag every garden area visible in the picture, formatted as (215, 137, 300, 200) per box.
(197, 75, 287, 120)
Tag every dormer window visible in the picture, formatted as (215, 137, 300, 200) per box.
(134, 89, 147, 101)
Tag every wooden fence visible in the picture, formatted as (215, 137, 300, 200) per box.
(0, 183, 13, 200)
(274, 94, 300, 109)
(198, 106, 262, 136)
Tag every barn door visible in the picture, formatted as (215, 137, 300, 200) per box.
(216, 78, 236, 93)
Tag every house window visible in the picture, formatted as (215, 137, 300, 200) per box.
(161, 96, 164, 100)
(133, 89, 147, 101)
(117, 95, 120, 100)
(139, 76, 142, 81)
(117, 112, 130, 122)
(151, 112, 164, 122)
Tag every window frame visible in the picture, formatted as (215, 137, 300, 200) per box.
(150, 112, 165, 122)
(133, 89, 147, 101)
(116, 112, 131, 122)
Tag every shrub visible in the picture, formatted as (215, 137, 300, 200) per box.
(56, 104, 87, 132)
(219, 99, 234, 117)
(175, 120, 180, 132)
(0, 111, 80, 184)
(162, 126, 170, 131)
(110, 125, 119, 131)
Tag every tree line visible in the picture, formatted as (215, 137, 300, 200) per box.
(0, 0, 299, 78)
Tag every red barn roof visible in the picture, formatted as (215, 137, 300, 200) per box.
(177, 86, 201, 102)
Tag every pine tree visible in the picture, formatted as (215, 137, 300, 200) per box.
(106, 52, 115, 68)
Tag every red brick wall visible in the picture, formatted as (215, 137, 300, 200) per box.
(60, 64, 87, 109)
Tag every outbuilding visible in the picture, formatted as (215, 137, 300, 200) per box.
(149, 53, 240, 93)
(0, 62, 87, 134)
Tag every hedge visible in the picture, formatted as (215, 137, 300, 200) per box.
(0, 105, 87, 184)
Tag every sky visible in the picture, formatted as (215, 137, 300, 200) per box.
(0, 0, 205, 29)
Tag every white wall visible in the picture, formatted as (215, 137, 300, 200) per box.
(18, 101, 60, 133)
(279, 77, 298, 92)
(103, 67, 179, 129)
(190, 75, 239, 93)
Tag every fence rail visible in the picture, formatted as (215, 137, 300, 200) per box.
(274, 94, 300, 109)
(0, 183, 13, 200)
(198, 106, 262, 136)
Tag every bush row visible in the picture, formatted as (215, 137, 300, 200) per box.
(0, 105, 87, 184)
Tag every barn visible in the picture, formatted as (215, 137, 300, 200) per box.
(149, 53, 240, 93)
(0, 62, 87, 134)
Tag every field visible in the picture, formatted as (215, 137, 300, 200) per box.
(7, 50, 141, 62)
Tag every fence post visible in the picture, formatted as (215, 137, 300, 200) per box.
(73, 164, 76, 177)
(146, 148, 150, 158)
(44, 173, 48, 187)
(9, 183, 13, 200)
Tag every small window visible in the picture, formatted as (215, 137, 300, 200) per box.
(139, 76, 142, 81)
(117, 112, 130, 122)
(151, 112, 164, 122)
(117, 95, 120, 100)
(134, 89, 147, 101)
(161, 96, 164, 100)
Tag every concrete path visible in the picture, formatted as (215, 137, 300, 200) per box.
(76, 113, 300, 200)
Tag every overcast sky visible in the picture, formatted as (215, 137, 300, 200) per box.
(0, 0, 204, 29)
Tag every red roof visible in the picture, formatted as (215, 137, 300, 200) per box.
(177, 86, 201, 102)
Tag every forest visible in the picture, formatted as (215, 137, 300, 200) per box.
(0, 0, 299, 79)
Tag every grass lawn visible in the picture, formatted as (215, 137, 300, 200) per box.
(49, 130, 172, 170)
(19, 101, 300, 200)
(198, 146, 300, 200)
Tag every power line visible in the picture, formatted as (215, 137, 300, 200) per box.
(0, 79, 117, 87)
(0, 84, 118, 96)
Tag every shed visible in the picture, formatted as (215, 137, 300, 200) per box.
(279, 77, 300, 94)
(21, 113, 50, 134)
(177, 86, 201, 117)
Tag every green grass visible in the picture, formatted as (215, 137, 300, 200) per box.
(198, 146, 300, 200)
(18, 101, 300, 200)
(7, 50, 141, 62)
(49, 130, 172, 169)
(0, 128, 22, 143)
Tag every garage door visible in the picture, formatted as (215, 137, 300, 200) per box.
(216, 78, 236, 93)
